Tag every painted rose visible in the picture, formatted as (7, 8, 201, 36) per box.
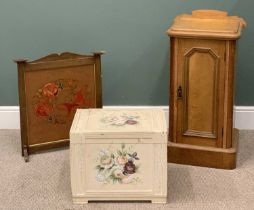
(74, 90, 84, 105)
(95, 144, 140, 184)
(42, 83, 58, 97)
(123, 160, 136, 175)
(116, 155, 128, 165)
(35, 102, 53, 117)
(100, 155, 112, 166)
(112, 169, 125, 179)
(101, 115, 139, 126)
(96, 173, 106, 182)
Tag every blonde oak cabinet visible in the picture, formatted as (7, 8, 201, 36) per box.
(70, 109, 167, 204)
(167, 10, 246, 169)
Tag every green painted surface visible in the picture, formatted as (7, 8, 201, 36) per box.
(0, 0, 252, 105)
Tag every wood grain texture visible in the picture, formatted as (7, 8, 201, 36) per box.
(30, 52, 97, 63)
(29, 139, 69, 153)
(167, 10, 246, 169)
(167, 129, 239, 169)
(167, 10, 246, 39)
(224, 41, 236, 148)
(176, 39, 225, 147)
(183, 47, 219, 138)
(168, 143, 236, 169)
(169, 37, 178, 143)
(14, 52, 104, 161)
(94, 53, 103, 108)
(17, 61, 28, 157)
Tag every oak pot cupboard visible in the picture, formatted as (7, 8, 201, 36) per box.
(167, 10, 246, 169)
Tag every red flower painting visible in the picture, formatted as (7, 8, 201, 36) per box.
(42, 83, 58, 98)
(33, 79, 91, 124)
(74, 90, 85, 105)
(35, 102, 53, 117)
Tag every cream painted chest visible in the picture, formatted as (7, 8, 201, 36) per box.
(70, 109, 168, 204)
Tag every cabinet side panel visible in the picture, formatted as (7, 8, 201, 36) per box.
(224, 41, 236, 148)
(169, 37, 178, 142)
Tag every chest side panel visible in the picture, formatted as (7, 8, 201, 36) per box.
(70, 141, 167, 198)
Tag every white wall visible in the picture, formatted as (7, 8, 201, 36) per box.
(0, 106, 253, 130)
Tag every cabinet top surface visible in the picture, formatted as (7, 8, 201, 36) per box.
(167, 10, 246, 39)
(70, 108, 167, 136)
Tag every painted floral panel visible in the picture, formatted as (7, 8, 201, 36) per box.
(95, 144, 141, 184)
(33, 79, 92, 124)
(100, 114, 139, 126)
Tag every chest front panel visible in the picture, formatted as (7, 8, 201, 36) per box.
(175, 39, 226, 147)
(70, 109, 168, 203)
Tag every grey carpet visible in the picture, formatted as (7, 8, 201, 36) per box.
(0, 130, 254, 210)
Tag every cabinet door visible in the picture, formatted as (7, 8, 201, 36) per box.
(176, 39, 225, 147)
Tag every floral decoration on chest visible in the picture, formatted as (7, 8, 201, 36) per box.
(95, 144, 141, 184)
(100, 113, 140, 127)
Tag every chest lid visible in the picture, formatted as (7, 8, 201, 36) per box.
(71, 108, 167, 139)
(167, 10, 246, 39)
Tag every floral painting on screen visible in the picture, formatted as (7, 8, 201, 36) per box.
(33, 79, 92, 124)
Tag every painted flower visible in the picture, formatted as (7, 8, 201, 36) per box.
(42, 83, 58, 97)
(112, 118, 126, 126)
(74, 90, 84, 105)
(112, 169, 125, 179)
(34, 79, 89, 124)
(96, 173, 106, 182)
(123, 160, 136, 175)
(116, 155, 128, 165)
(95, 144, 140, 184)
(35, 102, 53, 117)
(100, 155, 112, 165)
(60, 103, 79, 115)
(101, 115, 139, 126)
(125, 119, 138, 125)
